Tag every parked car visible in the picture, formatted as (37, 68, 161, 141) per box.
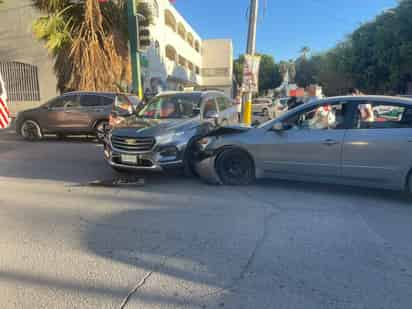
(104, 91, 238, 173)
(252, 97, 274, 118)
(15, 91, 139, 141)
(195, 95, 412, 193)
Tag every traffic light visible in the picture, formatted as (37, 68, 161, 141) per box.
(137, 18, 151, 52)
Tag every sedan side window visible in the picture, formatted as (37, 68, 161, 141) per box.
(285, 103, 347, 130)
(355, 102, 409, 129)
(203, 98, 218, 115)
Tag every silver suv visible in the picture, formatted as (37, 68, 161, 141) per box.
(104, 91, 238, 174)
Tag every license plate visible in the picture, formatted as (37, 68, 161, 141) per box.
(121, 154, 138, 164)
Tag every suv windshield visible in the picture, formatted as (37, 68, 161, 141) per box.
(137, 94, 201, 119)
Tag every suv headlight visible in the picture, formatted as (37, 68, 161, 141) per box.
(156, 131, 185, 145)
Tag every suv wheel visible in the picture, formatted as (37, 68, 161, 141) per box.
(216, 148, 255, 185)
(20, 120, 43, 141)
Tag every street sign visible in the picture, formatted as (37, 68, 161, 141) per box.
(242, 54, 261, 93)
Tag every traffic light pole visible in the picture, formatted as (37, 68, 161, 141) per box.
(127, 0, 143, 99)
(242, 0, 259, 125)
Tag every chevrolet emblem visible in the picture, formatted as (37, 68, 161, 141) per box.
(125, 139, 137, 145)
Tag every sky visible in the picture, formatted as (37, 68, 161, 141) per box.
(174, 0, 398, 61)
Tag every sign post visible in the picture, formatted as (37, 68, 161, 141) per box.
(241, 55, 261, 123)
(242, 0, 259, 125)
(127, 0, 143, 99)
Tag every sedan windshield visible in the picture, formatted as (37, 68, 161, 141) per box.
(137, 94, 201, 119)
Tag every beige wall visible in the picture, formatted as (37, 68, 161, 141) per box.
(201, 39, 233, 88)
(0, 0, 58, 114)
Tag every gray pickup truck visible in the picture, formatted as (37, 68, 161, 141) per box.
(104, 91, 238, 174)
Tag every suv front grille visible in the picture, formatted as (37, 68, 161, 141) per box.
(111, 136, 155, 152)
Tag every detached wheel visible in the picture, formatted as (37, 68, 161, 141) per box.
(95, 121, 109, 142)
(20, 120, 42, 141)
(216, 148, 255, 185)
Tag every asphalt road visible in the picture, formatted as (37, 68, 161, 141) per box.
(1, 130, 412, 309)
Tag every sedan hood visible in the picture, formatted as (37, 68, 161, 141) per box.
(111, 116, 199, 138)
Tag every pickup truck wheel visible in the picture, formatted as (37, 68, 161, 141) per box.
(20, 120, 43, 141)
(216, 148, 255, 185)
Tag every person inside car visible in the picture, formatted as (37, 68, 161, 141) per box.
(160, 101, 179, 118)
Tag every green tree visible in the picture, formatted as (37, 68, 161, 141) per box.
(299, 46, 310, 60)
(32, 0, 152, 93)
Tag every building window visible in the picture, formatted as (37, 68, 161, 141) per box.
(165, 45, 177, 62)
(194, 40, 200, 53)
(195, 66, 200, 75)
(0, 62, 40, 101)
(165, 9, 176, 31)
(178, 55, 186, 67)
(187, 61, 194, 71)
(152, 0, 159, 18)
(154, 41, 160, 57)
(202, 68, 229, 77)
(187, 33, 194, 47)
(177, 23, 186, 40)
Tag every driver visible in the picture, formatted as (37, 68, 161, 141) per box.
(309, 105, 336, 129)
(160, 101, 178, 118)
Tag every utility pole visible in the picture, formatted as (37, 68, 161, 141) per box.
(242, 0, 259, 125)
(127, 0, 143, 99)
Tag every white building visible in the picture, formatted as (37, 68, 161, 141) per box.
(141, 0, 234, 97)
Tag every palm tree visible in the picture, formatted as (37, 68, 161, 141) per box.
(299, 46, 310, 59)
(32, 0, 152, 93)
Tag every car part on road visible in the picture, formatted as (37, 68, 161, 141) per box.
(216, 148, 255, 185)
(95, 120, 109, 142)
(73, 176, 145, 187)
(20, 120, 42, 141)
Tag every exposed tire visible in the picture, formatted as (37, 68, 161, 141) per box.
(95, 120, 109, 142)
(215, 148, 255, 185)
(19, 120, 42, 141)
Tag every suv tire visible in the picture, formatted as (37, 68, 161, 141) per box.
(19, 120, 43, 141)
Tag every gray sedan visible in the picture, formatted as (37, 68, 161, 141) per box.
(195, 95, 412, 192)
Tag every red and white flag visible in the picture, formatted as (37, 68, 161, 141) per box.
(0, 97, 10, 129)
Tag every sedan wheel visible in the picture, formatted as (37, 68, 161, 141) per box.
(20, 120, 42, 141)
(216, 149, 255, 185)
(95, 121, 109, 142)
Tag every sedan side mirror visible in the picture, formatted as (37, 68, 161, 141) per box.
(204, 110, 219, 119)
(272, 122, 286, 132)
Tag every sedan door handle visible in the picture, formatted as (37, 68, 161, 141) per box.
(323, 139, 340, 146)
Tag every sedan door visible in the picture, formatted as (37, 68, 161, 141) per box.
(259, 102, 350, 178)
(342, 101, 412, 188)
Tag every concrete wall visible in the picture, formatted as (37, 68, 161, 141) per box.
(0, 0, 58, 114)
(201, 39, 233, 88)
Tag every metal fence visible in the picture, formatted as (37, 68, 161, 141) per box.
(0, 62, 40, 102)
